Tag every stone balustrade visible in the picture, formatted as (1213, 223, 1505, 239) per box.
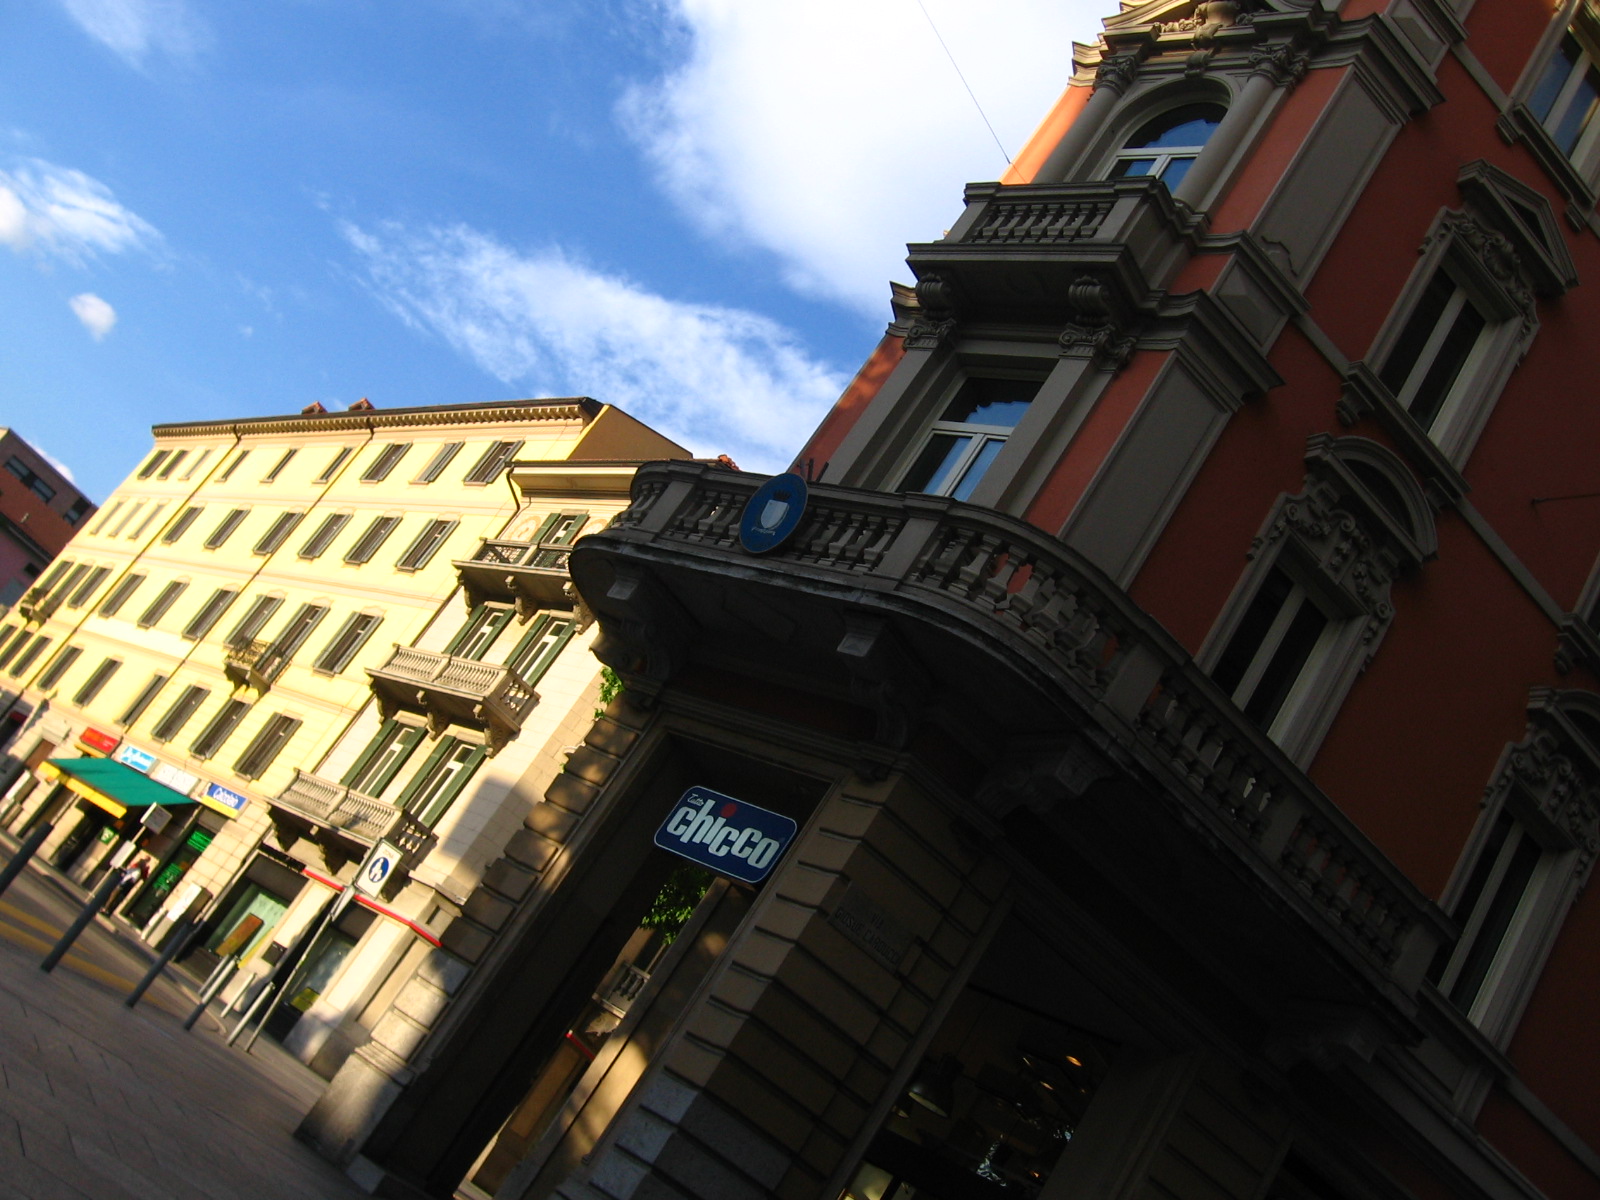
(579, 461, 1447, 994)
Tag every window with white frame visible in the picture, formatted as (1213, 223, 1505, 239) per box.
(1366, 211, 1537, 465)
(1106, 103, 1226, 190)
(1430, 696, 1600, 1042)
(344, 719, 426, 797)
(1202, 439, 1432, 763)
(448, 604, 514, 660)
(898, 377, 1038, 501)
(1208, 565, 1340, 737)
(1377, 267, 1493, 439)
(399, 736, 487, 826)
(1527, 21, 1600, 161)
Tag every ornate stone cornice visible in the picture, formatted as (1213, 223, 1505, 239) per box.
(152, 398, 599, 441)
(1488, 724, 1600, 884)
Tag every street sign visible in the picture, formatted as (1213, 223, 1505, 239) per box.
(114, 743, 156, 772)
(355, 839, 402, 897)
(738, 473, 808, 555)
(653, 786, 797, 884)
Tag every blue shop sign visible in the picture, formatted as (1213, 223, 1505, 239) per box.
(738, 472, 808, 555)
(654, 786, 797, 884)
(204, 782, 248, 813)
(114, 744, 157, 773)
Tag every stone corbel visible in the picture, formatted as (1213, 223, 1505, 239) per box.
(1058, 276, 1137, 369)
(1262, 1001, 1393, 1072)
(588, 562, 695, 705)
(974, 733, 1117, 822)
(836, 614, 930, 755)
(903, 275, 959, 350)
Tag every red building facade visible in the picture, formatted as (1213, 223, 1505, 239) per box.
(300, 1, 1600, 1196)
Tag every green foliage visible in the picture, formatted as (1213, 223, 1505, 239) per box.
(642, 864, 715, 945)
(593, 665, 624, 719)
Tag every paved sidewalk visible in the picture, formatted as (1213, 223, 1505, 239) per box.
(0, 863, 367, 1199)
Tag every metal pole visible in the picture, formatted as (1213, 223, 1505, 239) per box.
(226, 890, 340, 1047)
(182, 954, 240, 1031)
(0, 821, 53, 901)
(123, 918, 197, 1009)
(240, 889, 348, 1053)
(40, 871, 121, 973)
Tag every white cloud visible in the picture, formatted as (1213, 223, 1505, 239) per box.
(56, 0, 207, 67)
(32, 445, 78, 484)
(621, 0, 1104, 316)
(0, 158, 160, 264)
(69, 292, 118, 340)
(343, 220, 847, 471)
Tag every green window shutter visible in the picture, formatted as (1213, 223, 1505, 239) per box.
(343, 719, 398, 787)
(368, 725, 425, 795)
(397, 736, 456, 809)
(413, 744, 487, 826)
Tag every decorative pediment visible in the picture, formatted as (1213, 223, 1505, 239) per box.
(1456, 160, 1579, 297)
(1490, 689, 1600, 883)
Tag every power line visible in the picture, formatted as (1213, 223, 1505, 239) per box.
(913, 0, 1012, 165)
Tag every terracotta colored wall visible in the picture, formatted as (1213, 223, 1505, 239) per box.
(791, 333, 906, 482)
(1002, 83, 1093, 186)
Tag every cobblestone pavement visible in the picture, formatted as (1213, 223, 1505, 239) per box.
(0, 859, 366, 1199)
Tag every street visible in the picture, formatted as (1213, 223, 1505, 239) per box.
(0, 858, 366, 1199)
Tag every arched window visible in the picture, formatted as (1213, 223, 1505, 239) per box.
(1107, 103, 1226, 190)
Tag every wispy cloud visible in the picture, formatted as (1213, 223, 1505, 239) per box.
(32, 445, 78, 484)
(0, 158, 160, 264)
(69, 293, 118, 340)
(620, 0, 1095, 316)
(56, 0, 207, 67)
(343, 220, 847, 470)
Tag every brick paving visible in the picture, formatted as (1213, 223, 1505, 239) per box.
(0, 860, 365, 1199)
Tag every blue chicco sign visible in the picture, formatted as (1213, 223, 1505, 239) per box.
(654, 786, 797, 884)
(738, 472, 808, 555)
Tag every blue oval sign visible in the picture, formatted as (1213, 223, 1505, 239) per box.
(739, 472, 808, 555)
(654, 786, 798, 884)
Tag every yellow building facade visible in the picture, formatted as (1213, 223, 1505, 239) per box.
(0, 399, 686, 995)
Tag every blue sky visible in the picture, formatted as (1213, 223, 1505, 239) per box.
(1, 0, 1101, 502)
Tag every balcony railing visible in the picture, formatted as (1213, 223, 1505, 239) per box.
(223, 637, 291, 691)
(274, 770, 431, 855)
(16, 586, 61, 623)
(902, 177, 1199, 325)
(580, 462, 1451, 1001)
(367, 646, 536, 753)
(453, 538, 578, 616)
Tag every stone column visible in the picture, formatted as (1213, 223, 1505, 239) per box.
(1034, 55, 1142, 183)
(1171, 43, 1310, 210)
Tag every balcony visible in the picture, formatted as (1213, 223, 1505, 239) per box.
(223, 638, 291, 691)
(16, 586, 61, 624)
(367, 646, 536, 753)
(453, 538, 577, 617)
(570, 461, 1452, 1029)
(273, 770, 431, 856)
(903, 177, 1200, 327)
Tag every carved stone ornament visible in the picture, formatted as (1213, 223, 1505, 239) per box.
(1058, 275, 1137, 369)
(974, 735, 1117, 821)
(1427, 212, 1536, 333)
(836, 614, 930, 752)
(1491, 727, 1600, 882)
(903, 317, 957, 351)
(1251, 479, 1400, 624)
(1093, 53, 1140, 95)
(1248, 40, 1311, 89)
(904, 274, 959, 349)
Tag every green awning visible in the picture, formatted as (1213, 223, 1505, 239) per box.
(42, 757, 196, 818)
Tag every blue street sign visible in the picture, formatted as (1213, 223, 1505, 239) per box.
(114, 744, 157, 773)
(738, 472, 808, 555)
(204, 782, 248, 813)
(654, 786, 797, 884)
